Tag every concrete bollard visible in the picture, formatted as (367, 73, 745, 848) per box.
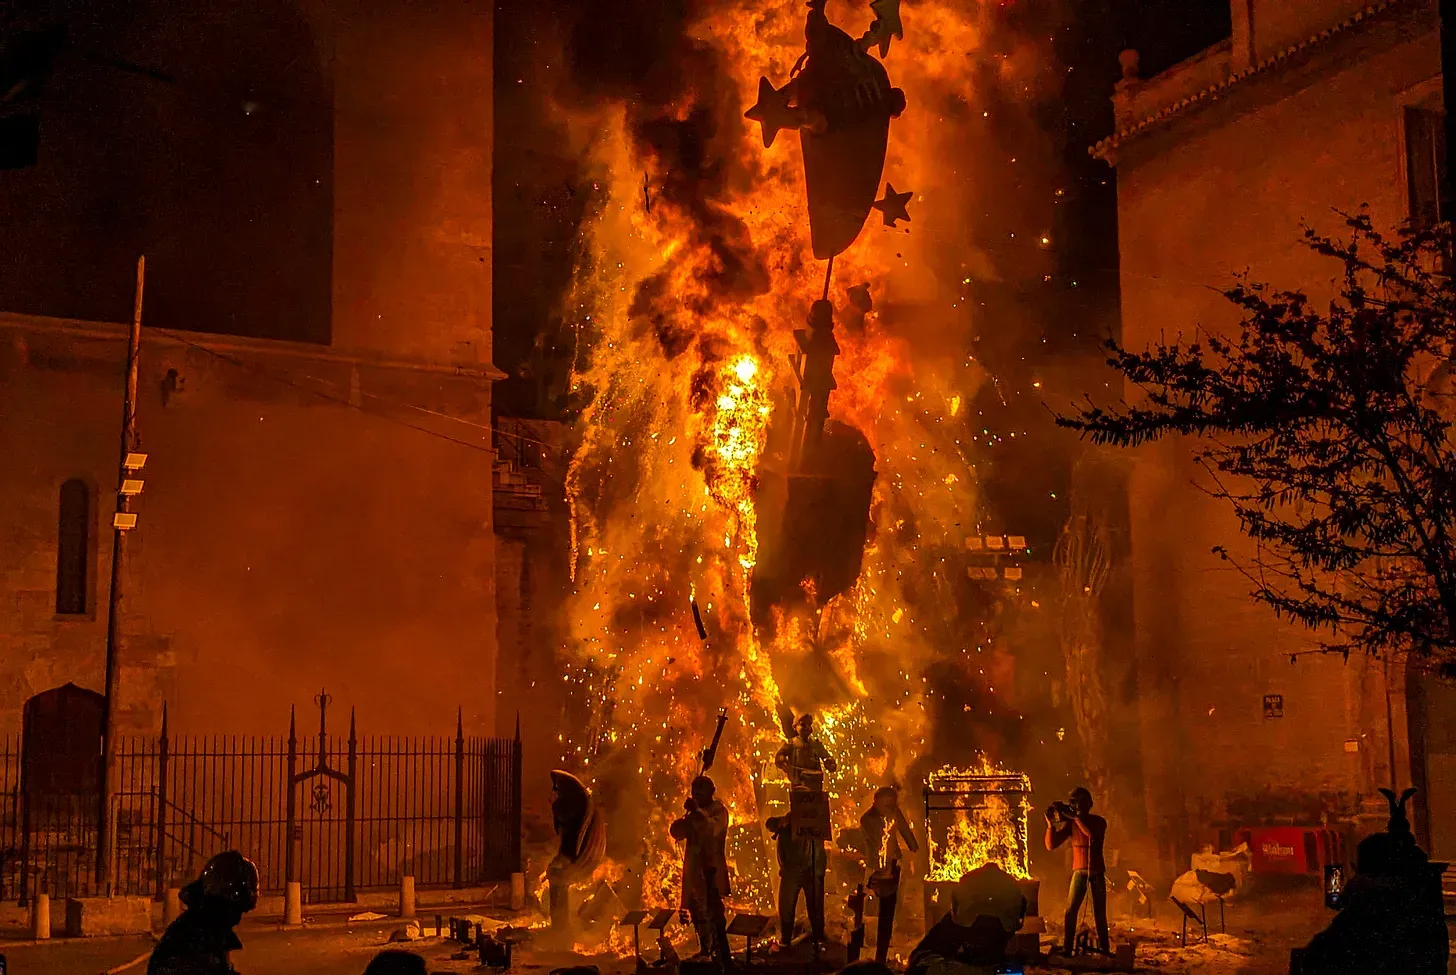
(510, 871, 525, 911)
(284, 881, 303, 926)
(399, 875, 416, 918)
(163, 887, 182, 926)
(31, 892, 50, 940)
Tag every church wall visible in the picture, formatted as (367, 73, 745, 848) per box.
(326, 0, 494, 366)
(1109, 11, 1438, 866)
(0, 0, 501, 738)
(0, 317, 499, 737)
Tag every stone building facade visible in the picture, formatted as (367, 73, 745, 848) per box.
(1094, 0, 1456, 865)
(0, 0, 503, 737)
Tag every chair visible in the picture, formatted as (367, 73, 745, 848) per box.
(1169, 896, 1208, 946)
(1193, 869, 1237, 933)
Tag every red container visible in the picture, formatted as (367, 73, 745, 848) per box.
(1233, 827, 1342, 875)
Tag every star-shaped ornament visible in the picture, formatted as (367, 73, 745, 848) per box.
(872, 183, 912, 227)
(744, 77, 796, 148)
(868, 0, 904, 57)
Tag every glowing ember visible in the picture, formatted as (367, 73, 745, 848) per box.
(705, 355, 771, 573)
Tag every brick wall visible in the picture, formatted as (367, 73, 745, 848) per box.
(1109, 7, 1437, 864)
(0, 317, 499, 736)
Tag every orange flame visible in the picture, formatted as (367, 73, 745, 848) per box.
(551, 0, 1047, 913)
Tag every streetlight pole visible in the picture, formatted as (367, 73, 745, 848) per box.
(96, 256, 146, 892)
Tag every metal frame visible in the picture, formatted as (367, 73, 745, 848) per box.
(0, 700, 523, 903)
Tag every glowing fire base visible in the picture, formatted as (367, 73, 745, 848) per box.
(922, 767, 1044, 937)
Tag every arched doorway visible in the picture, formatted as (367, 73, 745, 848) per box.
(18, 683, 105, 901)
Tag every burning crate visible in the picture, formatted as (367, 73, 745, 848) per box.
(921, 765, 1042, 936)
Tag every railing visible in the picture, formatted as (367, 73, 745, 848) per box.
(0, 701, 521, 903)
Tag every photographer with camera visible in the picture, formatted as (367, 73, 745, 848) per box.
(1044, 787, 1108, 956)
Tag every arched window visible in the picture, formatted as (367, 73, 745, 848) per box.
(55, 479, 90, 615)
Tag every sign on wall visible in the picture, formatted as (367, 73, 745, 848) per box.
(1263, 694, 1284, 719)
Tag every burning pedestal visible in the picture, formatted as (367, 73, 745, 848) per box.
(922, 767, 1043, 943)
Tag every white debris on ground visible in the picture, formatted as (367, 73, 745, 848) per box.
(1131, 930, 1279, 974)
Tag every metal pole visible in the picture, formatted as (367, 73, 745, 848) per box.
(97, 255, 145, 890)
(154, 703, 169, 899)
(511, 714, 523, 874)
(345, 708, 357, 903)
(285, 707, 298, 887)
(453, 708, 464, 889)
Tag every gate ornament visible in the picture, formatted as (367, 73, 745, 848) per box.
(310, 780, 331, 814)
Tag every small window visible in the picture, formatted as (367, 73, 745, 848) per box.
(1406, 106, 1452, 229)
(56, 479, 91, 615)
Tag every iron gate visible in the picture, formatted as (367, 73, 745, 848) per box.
(0, 693, 522, 904)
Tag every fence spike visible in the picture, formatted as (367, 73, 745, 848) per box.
(160, 702, 168, 742)
(350, 706, 357, 744)
(457, 707, 464, 741)
(514, 712, 521, 743)
(288, 705, 296, 744)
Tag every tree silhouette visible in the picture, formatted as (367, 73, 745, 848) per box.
(1060, 214, 1456, 678)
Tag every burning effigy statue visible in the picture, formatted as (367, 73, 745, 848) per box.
(549, 0, 1054, 943)
(745, 0, 908, 636)
(548, 770, 607, 931)
(745, 0, 908, 259)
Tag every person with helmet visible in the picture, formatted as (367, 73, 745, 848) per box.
(1044, 786, 1108, 955)
(148, 850, 259, 975)
(774, 712, 838, 789)
(670, 775, 731, 964)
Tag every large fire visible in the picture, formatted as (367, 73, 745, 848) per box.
(549, 0, 1054, 934)
(923, 760, 1033, 882)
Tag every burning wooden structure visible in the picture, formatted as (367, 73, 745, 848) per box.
(922, 764, 1041, 930)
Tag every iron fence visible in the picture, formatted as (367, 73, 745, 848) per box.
(0, 705, 521, 904)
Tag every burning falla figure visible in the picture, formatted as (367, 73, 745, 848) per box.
(860, 786, 919, 964)
(745, 0, 907, 261)
(791, 299, 841, 462)
(775, 711, 838, 789)
(548, 770, 606, 932)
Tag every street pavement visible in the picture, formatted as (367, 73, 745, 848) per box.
(0, 919, 497, 975)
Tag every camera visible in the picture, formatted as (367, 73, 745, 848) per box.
(1046, 801, 1075, 821)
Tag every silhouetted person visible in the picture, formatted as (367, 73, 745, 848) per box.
(148, 851, 259, 975)
(670, 775, 731, 963)
(859, 786, 918, 963)
(907, 865, 1027, 975)
(775, 712, 837, 788)
(362, 950, 428, 975)
(794, 300, 841, 455)
(1044, 786, 1108, 955)
(767, 806, 828, 946)
(1299, 788, 1448, 975)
